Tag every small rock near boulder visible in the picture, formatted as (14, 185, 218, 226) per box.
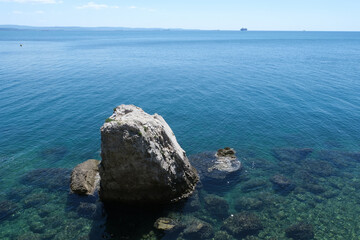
(154, 217, 180, 231)
(189, 147, 242, 180)
(70, 159, 100, 195)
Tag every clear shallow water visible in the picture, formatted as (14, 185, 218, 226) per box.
(1, 30, 360, 239)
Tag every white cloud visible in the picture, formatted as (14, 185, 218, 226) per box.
(128, 6, 156, 12)
(12, 10, 22, 14)
(35, 10, 44, 14)
(1, 0, 59, 3)
(77, 2, 118, 10)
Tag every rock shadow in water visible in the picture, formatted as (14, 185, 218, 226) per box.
(20, 168, 72, 192)
(40, 146, 68, 162)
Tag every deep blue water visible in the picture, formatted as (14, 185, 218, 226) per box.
(1, 30, 360, 239)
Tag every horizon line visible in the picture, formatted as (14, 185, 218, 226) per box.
(0, 24, 359, 32)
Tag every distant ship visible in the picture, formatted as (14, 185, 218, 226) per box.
(240, 28, 248, 31)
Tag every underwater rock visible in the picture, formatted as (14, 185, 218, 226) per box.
(21, 168, 71, 192)
(70, 159, 100, 195)
(76, 202, 99, 218)
(234, 197, 263, 211)
(181, 217, 214, 239)
(295, 170, 317, 184)
(318, 150, 359, 165)
(189, 148, 242, 180)
(0, 200, 17, 221)
(303, 159, 334, 177)
(23, 192, 50, 208)
(222, 212, 263, 238)
(100, 105, 199, 204)
(40, 146, 67, 161)
(6, 186, 33, 201)
(285, 222, 314, 240)
(203, 194, 229, 218)
(184, 190, 201, 212)
(270, 174, 295, 193)
(273, 148, 312, 162)
(241, 179, 268, 193)
(303, 183, 326, 195)
(214, 231, 234, 240)
(29, 221, 46, 234)
(154, 217, 180, 231)
(15, 232, 42, 240)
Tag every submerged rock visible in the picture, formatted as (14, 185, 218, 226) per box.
(0, 200, 17, 221)
(203, 194, 229, 218)
(270, 174, 295, 193)
(40, 146, 67, 161)
(303, 183, 326, 195)
(21, 168, 71, 192)
(303, 159, 334, 177)
(234, 197, 263, 211)
(285, 222, 314, 240)
(76, 202, 100, 219)
(154, 217, 180, 231)
(181, 217, 214, 239)
(273, 148, 313, 162)
(189, 148, 242, 180)
(70, 159, 100, 195)
(241, 179, 268, 193)
(22, 192, 50, 208)
(222, 212, 263, 238)
(214, 231, 234, 240)
(99, 105, 199, 204)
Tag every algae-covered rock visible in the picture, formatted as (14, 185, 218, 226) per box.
(154, 217, 180, 231)
(0, 200, 17, 221)
(181, 217, 214, 239)
(70, 159, 100, 195)
(22, 192, 50, 208)
(241, 179, 268, 193)
(273, 148, 313, 162)
(99, 105, 199, 204)
(21, 168, 71, 191)
(203, 194, 229, 218)
(234, 197, 263, 211)
(214, 230, 234, 240)
(285, 222, 314, 240)
(270, 174, 295, 193)
(222, 212, 263, 238)
(303, 159, 334, 177)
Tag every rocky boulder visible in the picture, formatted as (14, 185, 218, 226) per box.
(99, 105, 199, 204)
(70, 159, 100, 195)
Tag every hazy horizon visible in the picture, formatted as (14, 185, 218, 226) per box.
(0, 0, 359, 31)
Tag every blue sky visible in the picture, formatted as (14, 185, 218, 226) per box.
(0, 0, 359, 30)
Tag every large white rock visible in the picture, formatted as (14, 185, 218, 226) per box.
(99, 105, 199, 204)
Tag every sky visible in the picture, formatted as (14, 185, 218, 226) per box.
(0, 0, 359, 31)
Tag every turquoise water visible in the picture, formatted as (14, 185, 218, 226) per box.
(1, 30, 360, 239)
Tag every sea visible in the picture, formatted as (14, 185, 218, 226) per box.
(1, 30, 360, 239)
